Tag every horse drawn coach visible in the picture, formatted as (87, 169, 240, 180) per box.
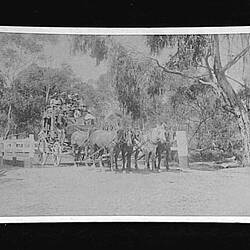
(37, 93, 96, 166)
(37, 92, 176, 170)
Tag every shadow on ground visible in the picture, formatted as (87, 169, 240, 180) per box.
(102, 167, 183, 175)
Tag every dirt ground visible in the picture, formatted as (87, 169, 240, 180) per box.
(0, 163, 250, 216)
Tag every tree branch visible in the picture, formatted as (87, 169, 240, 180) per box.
(150, 57, 197, 80)
(149, 56, 218, 91)
(204, 49, 214, 81)
(221, 104, 237, 117)
(188, 116, 213, 145)
(225, 74, 247, 89)
(222, 45, 250, 73)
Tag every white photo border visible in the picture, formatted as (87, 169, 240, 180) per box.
(0, 25, 250, 223)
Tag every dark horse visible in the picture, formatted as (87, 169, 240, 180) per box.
(155, 132, 173, 170)
(113, 128, 138, 171)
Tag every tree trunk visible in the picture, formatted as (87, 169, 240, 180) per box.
(45, 85, 50, 104)
(213, 34, 250, 166)
(236, 108, 250, 166)
(4, 104, 12, 139)
(216, 75, 250, 166)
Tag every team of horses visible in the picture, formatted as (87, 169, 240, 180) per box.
(71, 124, 174, 171)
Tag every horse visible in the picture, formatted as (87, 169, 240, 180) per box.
(88, 129, 118, 169)
(71, 130, 90, 163)
(155, 131, 173, 170)
(113, 128, 138, 171)
(134, 124, 169, 171)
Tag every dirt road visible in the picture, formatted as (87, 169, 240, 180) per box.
(0, 164, 250, 216)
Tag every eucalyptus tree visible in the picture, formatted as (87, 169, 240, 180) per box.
(70, 34, 250, 165)
(146, 34, 250, 165)
(0, 33, 59, 137)
(70, 36, 167, 127)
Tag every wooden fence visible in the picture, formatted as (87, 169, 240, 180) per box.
(0, 131, 189, 168)
(0, 134, 37, 167)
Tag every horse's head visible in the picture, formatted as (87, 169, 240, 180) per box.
(133, 130, 141, 142)
(117, 129, 126, 143)
(126, 129, 133, 146)
(154, 124, 168, 144)
(117, 128, 136, 147)
(163, 129, 176, 150)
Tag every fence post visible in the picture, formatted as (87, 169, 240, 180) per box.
(12, 134, 18, 166)
(176, 131, 189, 168)
(24, 134, 35, 168)
(0, 138, 3, 167)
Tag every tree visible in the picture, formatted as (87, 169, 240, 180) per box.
(171, 81, 238, 160)
(145, 34, 250, 166)
(0, 33, 60, 137)
(70, 34, 250, 165)
(5, 63, 77, 135)
(70, 35, 109, 65)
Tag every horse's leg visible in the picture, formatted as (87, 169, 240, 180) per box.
(126, 147, 132, 171)
(84, 145, 88, 160)
(157, 149, 161, 170)
(125, 146, 129, 170)
(77, 146, 82, 166)
(112, 145, 118, 170)
(134, 149, 139, 169)
(146, 151, 151, 169)
(145, 151, 149, 169)
(99, 148, 104, 169)
(151, 152, 156, 171)
(114, 150, 118, 170)
(73, 145, 78, 167)
(115, 146, 120, 170)
(83, 145, 88, 161)
(157, 145, 162, 170)
(129, 146, 134, 170)
(79, 146, 84, 162)
(165, 148, 170, 171)
(93, 145, 98, 167)
(122, 148, 126, 171)
(109, 148, 114, 171)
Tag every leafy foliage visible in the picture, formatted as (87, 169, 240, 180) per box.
(0, 63, 79, 135)
(0, 34, 45, 86)
(109, 45, 169, 123)
(70, 35, 109, 65)
(146, 35, 212, 70)
(0, 33, 246, 162)
(171, 81, 238, 160)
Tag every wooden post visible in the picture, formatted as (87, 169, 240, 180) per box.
(29, 134, 35, 158)
(24, 134, 35, 168)
(0, 152, 3, 167)
(0, 138, 3, 167)
(28, 134, 35, 168)
(12, 134, 18, 166)
(176, 131, 189, 168)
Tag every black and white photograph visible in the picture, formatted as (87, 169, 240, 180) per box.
(0, 27, 250, 220)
